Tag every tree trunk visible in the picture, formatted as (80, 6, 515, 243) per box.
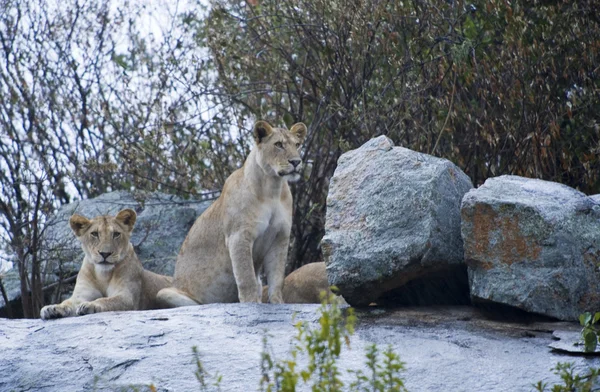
(0, 276, 13, 318)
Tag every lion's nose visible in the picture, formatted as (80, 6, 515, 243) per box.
(289, 159, 301, 168)
(99, 252, 112, 261)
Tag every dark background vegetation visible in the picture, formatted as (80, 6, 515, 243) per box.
(0, 0, 598, 318)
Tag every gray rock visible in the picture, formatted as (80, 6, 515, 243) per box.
(0, 267, 20, 312)
(322, 136, 474, 306)
(0, 191, 212, 312)
(44, 191, 212, 277)
(549, 330, 600, 354)
(0, 304, 596, 392)
(461, 175, 600, 321)
(591, 194, 600, 204)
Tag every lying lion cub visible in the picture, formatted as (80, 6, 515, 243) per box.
(157, 120, 307, 306)
(261, 262, 344, 304)
(40, 209, 172, 320)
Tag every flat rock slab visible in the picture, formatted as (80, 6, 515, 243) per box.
(550, 330, 600, 355)
(1, 304, 598, 391)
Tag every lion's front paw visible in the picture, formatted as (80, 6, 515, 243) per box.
(40, 304, 74, 320)
(268, 293, 284, 304)
(238, 292, 260, 303)
(76, 302, 103, 316)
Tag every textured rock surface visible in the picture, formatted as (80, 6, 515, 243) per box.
(44, 191, 213, 276)
(322, 136, 473, 306)
(0, 191, 212, 311)
(549, 330, 600, 354)
(0, 304, 595, 392)
(462, 175, 600, 321)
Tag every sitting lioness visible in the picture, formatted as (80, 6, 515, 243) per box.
(40, 209, 172, 320)
(157, 120, 307, 306)
(261, 262, 344, 304)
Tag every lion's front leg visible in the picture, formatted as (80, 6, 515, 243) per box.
(263, 232, 289, 304)
(228, 232, 260, 303)
(40, 300, 78, 320)
(41, 274, 103, 320)
(76, 292, 137, 316)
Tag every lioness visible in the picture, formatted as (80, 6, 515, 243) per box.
(157, 120, 307, 306)
(261, 262, 343, 304)
(40, 209, 172, 320)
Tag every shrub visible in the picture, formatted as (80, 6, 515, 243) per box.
(579, 312, 600, 353)
(190, 294, 407, 391)
(534, 362, 600, 392)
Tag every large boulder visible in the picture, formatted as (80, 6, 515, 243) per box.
(43, 191, 212, 277)
(0, 191, 213, 316)
(461, 175, 600, 321)
(0, 304, 595, 392)
(322, 136, 473, 306)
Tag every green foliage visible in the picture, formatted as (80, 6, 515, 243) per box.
(259, 294, 406, 392)
(534, 362, 600, 392)
(172, 296, 407, 391)
(349, 345, 407, 392)
(578, 312, 600, 353)
(195, 0, 600, 269)
(192, 346, 223, 391)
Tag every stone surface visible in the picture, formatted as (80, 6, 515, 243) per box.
(44, 191, 213, 276)
(549, 330, 600, 354)
(0, 267, 20, 315)
(461, 175, 600, 321)
(0, 304, 595, 392)
(322, 136, 473, 306)
(591, 194, 600, 204)
(0, 191, 213, 311)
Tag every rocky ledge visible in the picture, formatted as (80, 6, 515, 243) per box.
(1, 304, 598, 392)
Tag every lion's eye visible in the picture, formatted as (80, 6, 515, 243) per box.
(274, 141, 284, 149)
(296, 143, 301, 149)
(91, 232, 99, 238)
(113, 232, 121, 239)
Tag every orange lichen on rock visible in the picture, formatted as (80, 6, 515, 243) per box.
(469, 204, 542, 266)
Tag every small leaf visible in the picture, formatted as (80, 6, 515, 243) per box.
(583, 329, 598, 352)
(580, 312, 592, 326)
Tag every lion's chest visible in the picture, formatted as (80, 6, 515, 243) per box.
(252, 202, 291, 259)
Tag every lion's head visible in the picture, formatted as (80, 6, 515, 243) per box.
(69, 209, 137, 270)
(252, 120, 307, 182)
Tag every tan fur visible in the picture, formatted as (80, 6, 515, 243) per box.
(261, 262, 339, 303)
(40, 209, 172, 320)
(157, 121, 307, 306)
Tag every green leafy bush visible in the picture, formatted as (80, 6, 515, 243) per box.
(260, 294, 357, 391)
(534, 362, 600, 392)
(190, 294, 406, 391)
(259, 293, 407, 392)
(578, 312, 600, 353)
(197, 0, 600, 270)
(193, 346, 223, 391)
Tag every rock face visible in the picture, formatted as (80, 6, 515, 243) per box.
(461, 175, 600, 321)
(44, 191, 213, 276)
(322, 136, 473, 306)
(0, 304, 596, 392)
(0, 191, 213, 315)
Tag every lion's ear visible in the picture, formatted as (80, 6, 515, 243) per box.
(253, 121, 274, 144)
(289, 122, 307, 143)
(115, 209, 137, 233)
(69, 214, 91, 237)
